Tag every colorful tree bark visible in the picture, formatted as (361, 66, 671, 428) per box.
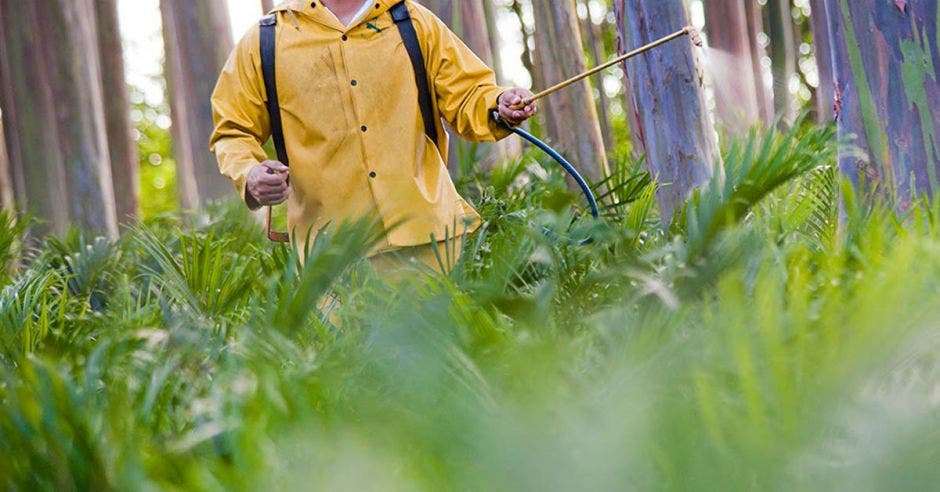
(823, 0, 940, 205)
(532, 0, 609, 184)
(95, 0, 140, 223)
(0, 0, 118, 237)
(612, 1, 647, 160)
(160, 0, 234, 209)
(704, 0, 762, 132)
(617, 0, 718, 223)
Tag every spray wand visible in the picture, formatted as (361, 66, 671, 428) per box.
(514, 26, 703, 109)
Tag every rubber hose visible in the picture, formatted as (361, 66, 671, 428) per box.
(505, 125, 600, 219)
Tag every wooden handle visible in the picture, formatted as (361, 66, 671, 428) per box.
(516, 26, 699, 108)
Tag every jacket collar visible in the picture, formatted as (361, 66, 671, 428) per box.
(277, 0, 398, 25)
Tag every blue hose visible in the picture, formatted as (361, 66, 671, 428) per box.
(505, 125, 600, 219)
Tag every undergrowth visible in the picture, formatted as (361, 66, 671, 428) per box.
(1, 123, 939, 490)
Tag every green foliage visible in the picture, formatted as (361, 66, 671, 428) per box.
(2, 124, 940, 490)
(130, 85, 178, 220)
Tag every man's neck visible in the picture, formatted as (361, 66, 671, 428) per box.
(320, 0, 371, 26)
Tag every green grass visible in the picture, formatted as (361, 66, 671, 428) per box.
(2, 122, 940, 490)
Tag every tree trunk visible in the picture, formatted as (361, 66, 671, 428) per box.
(0, 0, 118, 237)
(532, 0, 608, 184)
(160, 0, 234, 210)
(809, 0, 834, 123)
(823, 0, 940, 206)
(0, 108, 12, 210)
(612, 1, 646, 160)
(95, 0, 139, 223)
(511, 0, 543, 91)
(767, 0, 797, 124)
(481, 0, 505, 85)
(422, 0, 494, 63)
(744, 0, 773, 124)
(617, 0, 718, 223)
(579, 0, 615, 154)
(261, 0, 274, 13)
(704, 0, 762, 132)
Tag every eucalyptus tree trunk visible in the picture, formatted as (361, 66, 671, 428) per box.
(95, 0, 140, 223)
(809, 0, 834, 122)
(744, 0, 773, 124)
(261, 0, 274, 13)
(766, 0, 797, 124)
(704, 0, 762, 132)
(612, 1, 646, 160)
(160, 0, 234, 209)
(617, 0, 718, 223)
(424, 0, 494, 63)
(823, 0, 940, 206)
(532, 0, 609, 184)
(579, 0, 615, 153)
(0, 0, 118, 237)
(0, 109, 11, 210)
(481, 0, 505, 85)
(511, 0, 542, 91)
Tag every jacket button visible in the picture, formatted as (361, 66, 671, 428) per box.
(369, 171, 377, 178)
(360, 125, 368, 132)
(351, 80, 358, 86)
(342, 35, 348, 41)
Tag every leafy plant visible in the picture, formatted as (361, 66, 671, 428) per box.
(1, 122, 940, 491)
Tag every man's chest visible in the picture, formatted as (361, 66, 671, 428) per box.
(272, 22, 419, 116)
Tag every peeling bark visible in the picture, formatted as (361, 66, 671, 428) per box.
(617, 0, 718, 223)
(824, 0, 940, 205)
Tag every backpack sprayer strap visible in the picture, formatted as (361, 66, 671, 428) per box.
(260, 14, 288, 166)
(390, 2, 439, 145)
(259, 14, 290, 243)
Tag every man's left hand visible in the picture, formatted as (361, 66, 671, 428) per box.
(497, 88, 538, 126)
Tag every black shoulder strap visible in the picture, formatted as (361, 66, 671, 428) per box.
(259, 14, 289, 166)
(391, 1, 439, 144)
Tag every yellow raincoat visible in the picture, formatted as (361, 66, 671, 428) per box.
(210, 0, 511, 253)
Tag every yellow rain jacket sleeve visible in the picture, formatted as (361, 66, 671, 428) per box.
(210, 0, 510, 252)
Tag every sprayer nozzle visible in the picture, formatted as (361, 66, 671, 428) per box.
(686, 26, 703, 47)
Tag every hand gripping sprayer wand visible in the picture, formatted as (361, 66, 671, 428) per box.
(499, 26, 703, 221)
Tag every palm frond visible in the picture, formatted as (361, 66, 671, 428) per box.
(677, 118, 838, 257)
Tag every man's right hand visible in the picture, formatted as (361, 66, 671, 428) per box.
(247, 161, 290, 206)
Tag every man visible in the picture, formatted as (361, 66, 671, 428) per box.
(210, 0, 537, 271)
